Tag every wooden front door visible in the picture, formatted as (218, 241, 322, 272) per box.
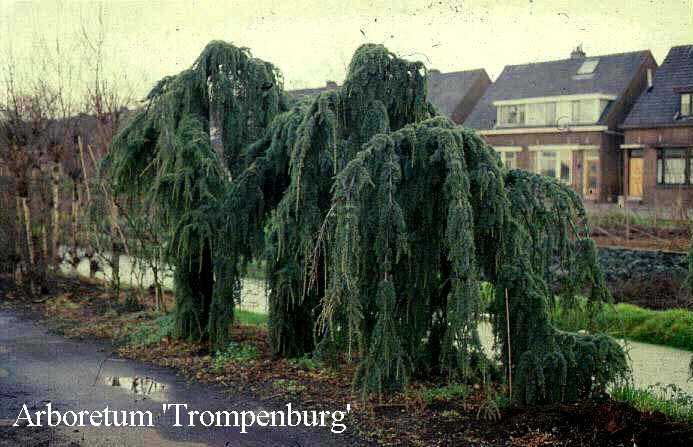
(629, 157, 644, 198)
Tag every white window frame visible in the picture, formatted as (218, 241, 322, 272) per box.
(500, 104, 526, 126)
(681, 93, 692, 117)
(529, 145, 575, 184)
(495, 146, 522, 169)
(493, 94, 613, 129)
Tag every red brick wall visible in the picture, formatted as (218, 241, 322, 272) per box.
(624, 126, 693, 206)
(480, 130, 621, 202)
(600, 133, 623, 201)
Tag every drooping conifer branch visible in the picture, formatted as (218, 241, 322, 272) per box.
(107, 40, 627, 405)
(106, 41, 286, 348)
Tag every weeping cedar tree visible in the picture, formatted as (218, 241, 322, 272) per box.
(105, 41, 286, 347)
(224, 43, 628, 405)
(109, 40, 627, 405)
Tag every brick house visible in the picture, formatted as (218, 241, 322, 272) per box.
(621, 45, 693, 206)
(287, 68, 490, 124)
(465, 47, 656, 202)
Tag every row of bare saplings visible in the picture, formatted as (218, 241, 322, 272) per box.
(0, 83, 167, 311)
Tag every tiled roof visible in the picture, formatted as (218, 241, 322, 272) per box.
(623, 45, 693, 128)
(465, 50, 651, 130)
(426, 69, 488, 117)
(287, 69, 488, 120)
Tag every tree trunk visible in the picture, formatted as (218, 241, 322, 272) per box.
(77, 136, 92, 204)
(174, 243, 214, 342)
(22, 197, 35, 271)
(208, 86, 232, 180)
(51, 161, 62, 267)
(14, 197, 25, 284)
(77, 135, 97, 278)
(109, 200, 121, 299)
(41, 222, 49, 266)
(70, 179, 80, 270)
(31, 166, 47, 291)
(21, 196, 38, 295)
(154, 245, 166, 312)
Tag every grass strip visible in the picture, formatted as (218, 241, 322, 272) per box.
(552, 299, 693, 352)
(611, 384, 693, 425)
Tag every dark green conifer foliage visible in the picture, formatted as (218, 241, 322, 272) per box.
(108, 40, 627, 405)
(223, 44, 429, 358)
(106, 41, 285, 348)
(223, 43, 626, 404)
(326, 120, 627, 403)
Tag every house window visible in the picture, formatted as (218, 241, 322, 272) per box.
(681, 94, 692, 117)
(657, 148, 691, 184)
(577, 59, 599, 75)
(546, 102, 557, 126)
(502, 152, 516, 169)
(523, 102, 558, 126)
(571, 99, 594, 123)
(571, 101, 580, 123)
(535, 150, 571, 184)
(500, 104, 525, 126)
(630, 149, 644, 158)
(495, 147, 521, 169)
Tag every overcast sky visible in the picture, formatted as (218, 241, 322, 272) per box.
(1, 0, 692, 100)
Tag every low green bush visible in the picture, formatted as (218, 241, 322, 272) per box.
(417, 383, 470, 405)
(289, 356, 322, 370)
(212, 342, 260, 370)
(118, 313, 174, 347)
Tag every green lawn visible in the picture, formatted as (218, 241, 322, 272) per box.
(236, 309, 268, 326)
(551, 298, 693, 352)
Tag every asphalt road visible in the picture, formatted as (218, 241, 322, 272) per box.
(0, 309, 363, 447)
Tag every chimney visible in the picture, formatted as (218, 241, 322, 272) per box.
(646, 68, 654, 90)
(570, 45, 586, 59)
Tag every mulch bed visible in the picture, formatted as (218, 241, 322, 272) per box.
(591, 224, 690, 253)
(2, 274, 693, 446)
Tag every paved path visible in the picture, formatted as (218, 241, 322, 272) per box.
(0, 310, 361, 447)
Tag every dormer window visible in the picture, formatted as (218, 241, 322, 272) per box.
(500, 104, 525, 126)
(682, 93, 692, 117)
(577, 59, 599, 75)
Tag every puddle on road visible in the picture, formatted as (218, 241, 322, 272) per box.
(103, 376, 169, 402)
